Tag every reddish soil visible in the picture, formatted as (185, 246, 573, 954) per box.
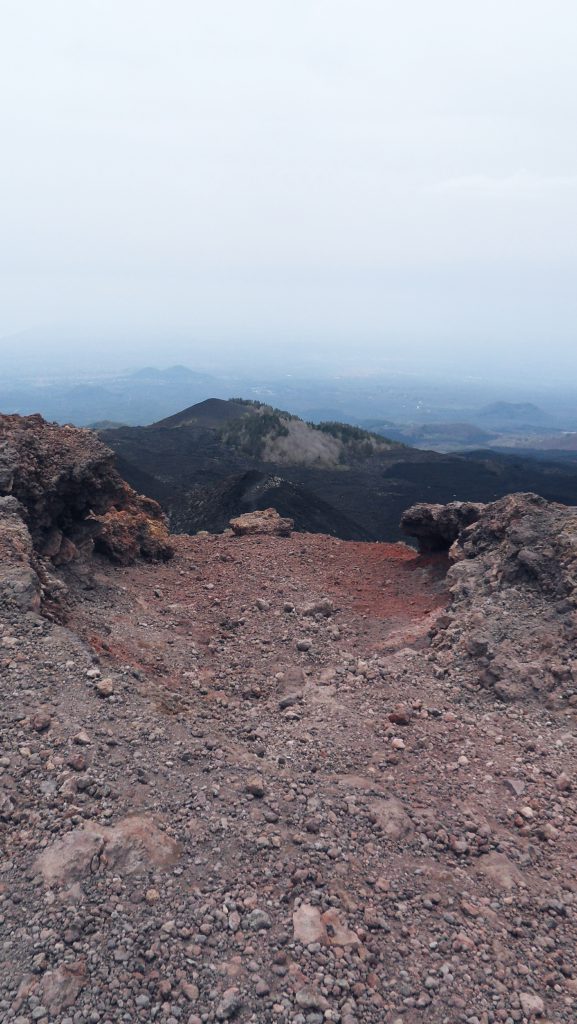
(68, 533, 448, 690)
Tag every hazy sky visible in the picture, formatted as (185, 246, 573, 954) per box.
(1, 1, 577, 376)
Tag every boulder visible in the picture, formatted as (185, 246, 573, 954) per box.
(293, 903, 326, 944)
(41, 960, 87, 1014)
(89, 492, 174, 565)
(292, 903, 361, 947)
(475, 851, 524, 891)
(229, 507, 293, 537)
(519, 992, 545, 1017)
(367, 797, 413, 840)
(321, 908, 361, 947)
(35, 815, 181, 887)
(35, 828, 104, 886)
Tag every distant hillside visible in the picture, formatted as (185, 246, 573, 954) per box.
(475, 401, 553, 428)
(154, 396, 383, 469)
(487, 432, 577, 453)
(101, 398, 577, 542)
(362, 415, 573, 455)
(88, 419, 128, 431)
(371, 421, 497, 451)
(154, 398, 401, 469)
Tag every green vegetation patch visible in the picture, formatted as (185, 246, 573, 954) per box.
(316, 421, 398, 461)
(315, 421, 385, 443)
(223, 400, 400, 461)
(229, 398, 299, 420)
(221, 405, 289, 456)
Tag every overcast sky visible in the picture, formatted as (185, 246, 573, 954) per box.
(1, 1, 577, 377)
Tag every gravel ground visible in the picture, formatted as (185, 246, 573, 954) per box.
(2, 524, 576, 1024)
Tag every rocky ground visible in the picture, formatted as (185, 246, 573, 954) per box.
(1, 417, 577, 1024)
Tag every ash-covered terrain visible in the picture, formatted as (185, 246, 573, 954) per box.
(102, 399, 577, 543)
(1, 414, 577, 1024)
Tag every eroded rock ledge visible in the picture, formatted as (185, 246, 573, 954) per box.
(400, 500, 483, 551)
(0, 413, 173, 607)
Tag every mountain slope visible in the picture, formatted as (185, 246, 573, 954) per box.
(102, 398, 577, 542)
(155, 397, 251, 429)
(173, 469, 373, 540)
(475, 401, 554, 428)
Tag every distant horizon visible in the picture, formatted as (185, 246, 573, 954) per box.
(3, 326, 577, 392)
(3, 352, 577, 435)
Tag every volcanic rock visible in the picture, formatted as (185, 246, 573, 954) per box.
(230, 507, 293, 536)
(427, 492, 577, 703)
(40, 960, 87, 1014)
(401, 499, 483, 552)
(475, 851, 524, 891)
(35, 816, 181, 886)
(0, 412, 173, 566)
(293, 903, 326, 945)
(0, 496, 41, 610)
(367, 797, 412, 840)
(215, 987, 243, 1020)
(519, 991, 545, 1017)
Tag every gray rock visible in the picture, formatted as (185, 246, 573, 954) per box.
(215, 987, 243, 1020)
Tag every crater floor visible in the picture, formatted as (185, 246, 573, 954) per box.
(1, 530, 576, 1024)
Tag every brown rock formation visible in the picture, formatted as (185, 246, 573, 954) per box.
(0, 413, 173, 570)
(230, 507, 294, 536)
(41, 961, 87, 1015)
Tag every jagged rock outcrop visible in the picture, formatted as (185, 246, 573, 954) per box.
(0, 496, 42, 610)
(230, 507, 294, 537)
(415, 492, 577, 705)
(0, 413, 173, 572)
(400, 500, 483, 551)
